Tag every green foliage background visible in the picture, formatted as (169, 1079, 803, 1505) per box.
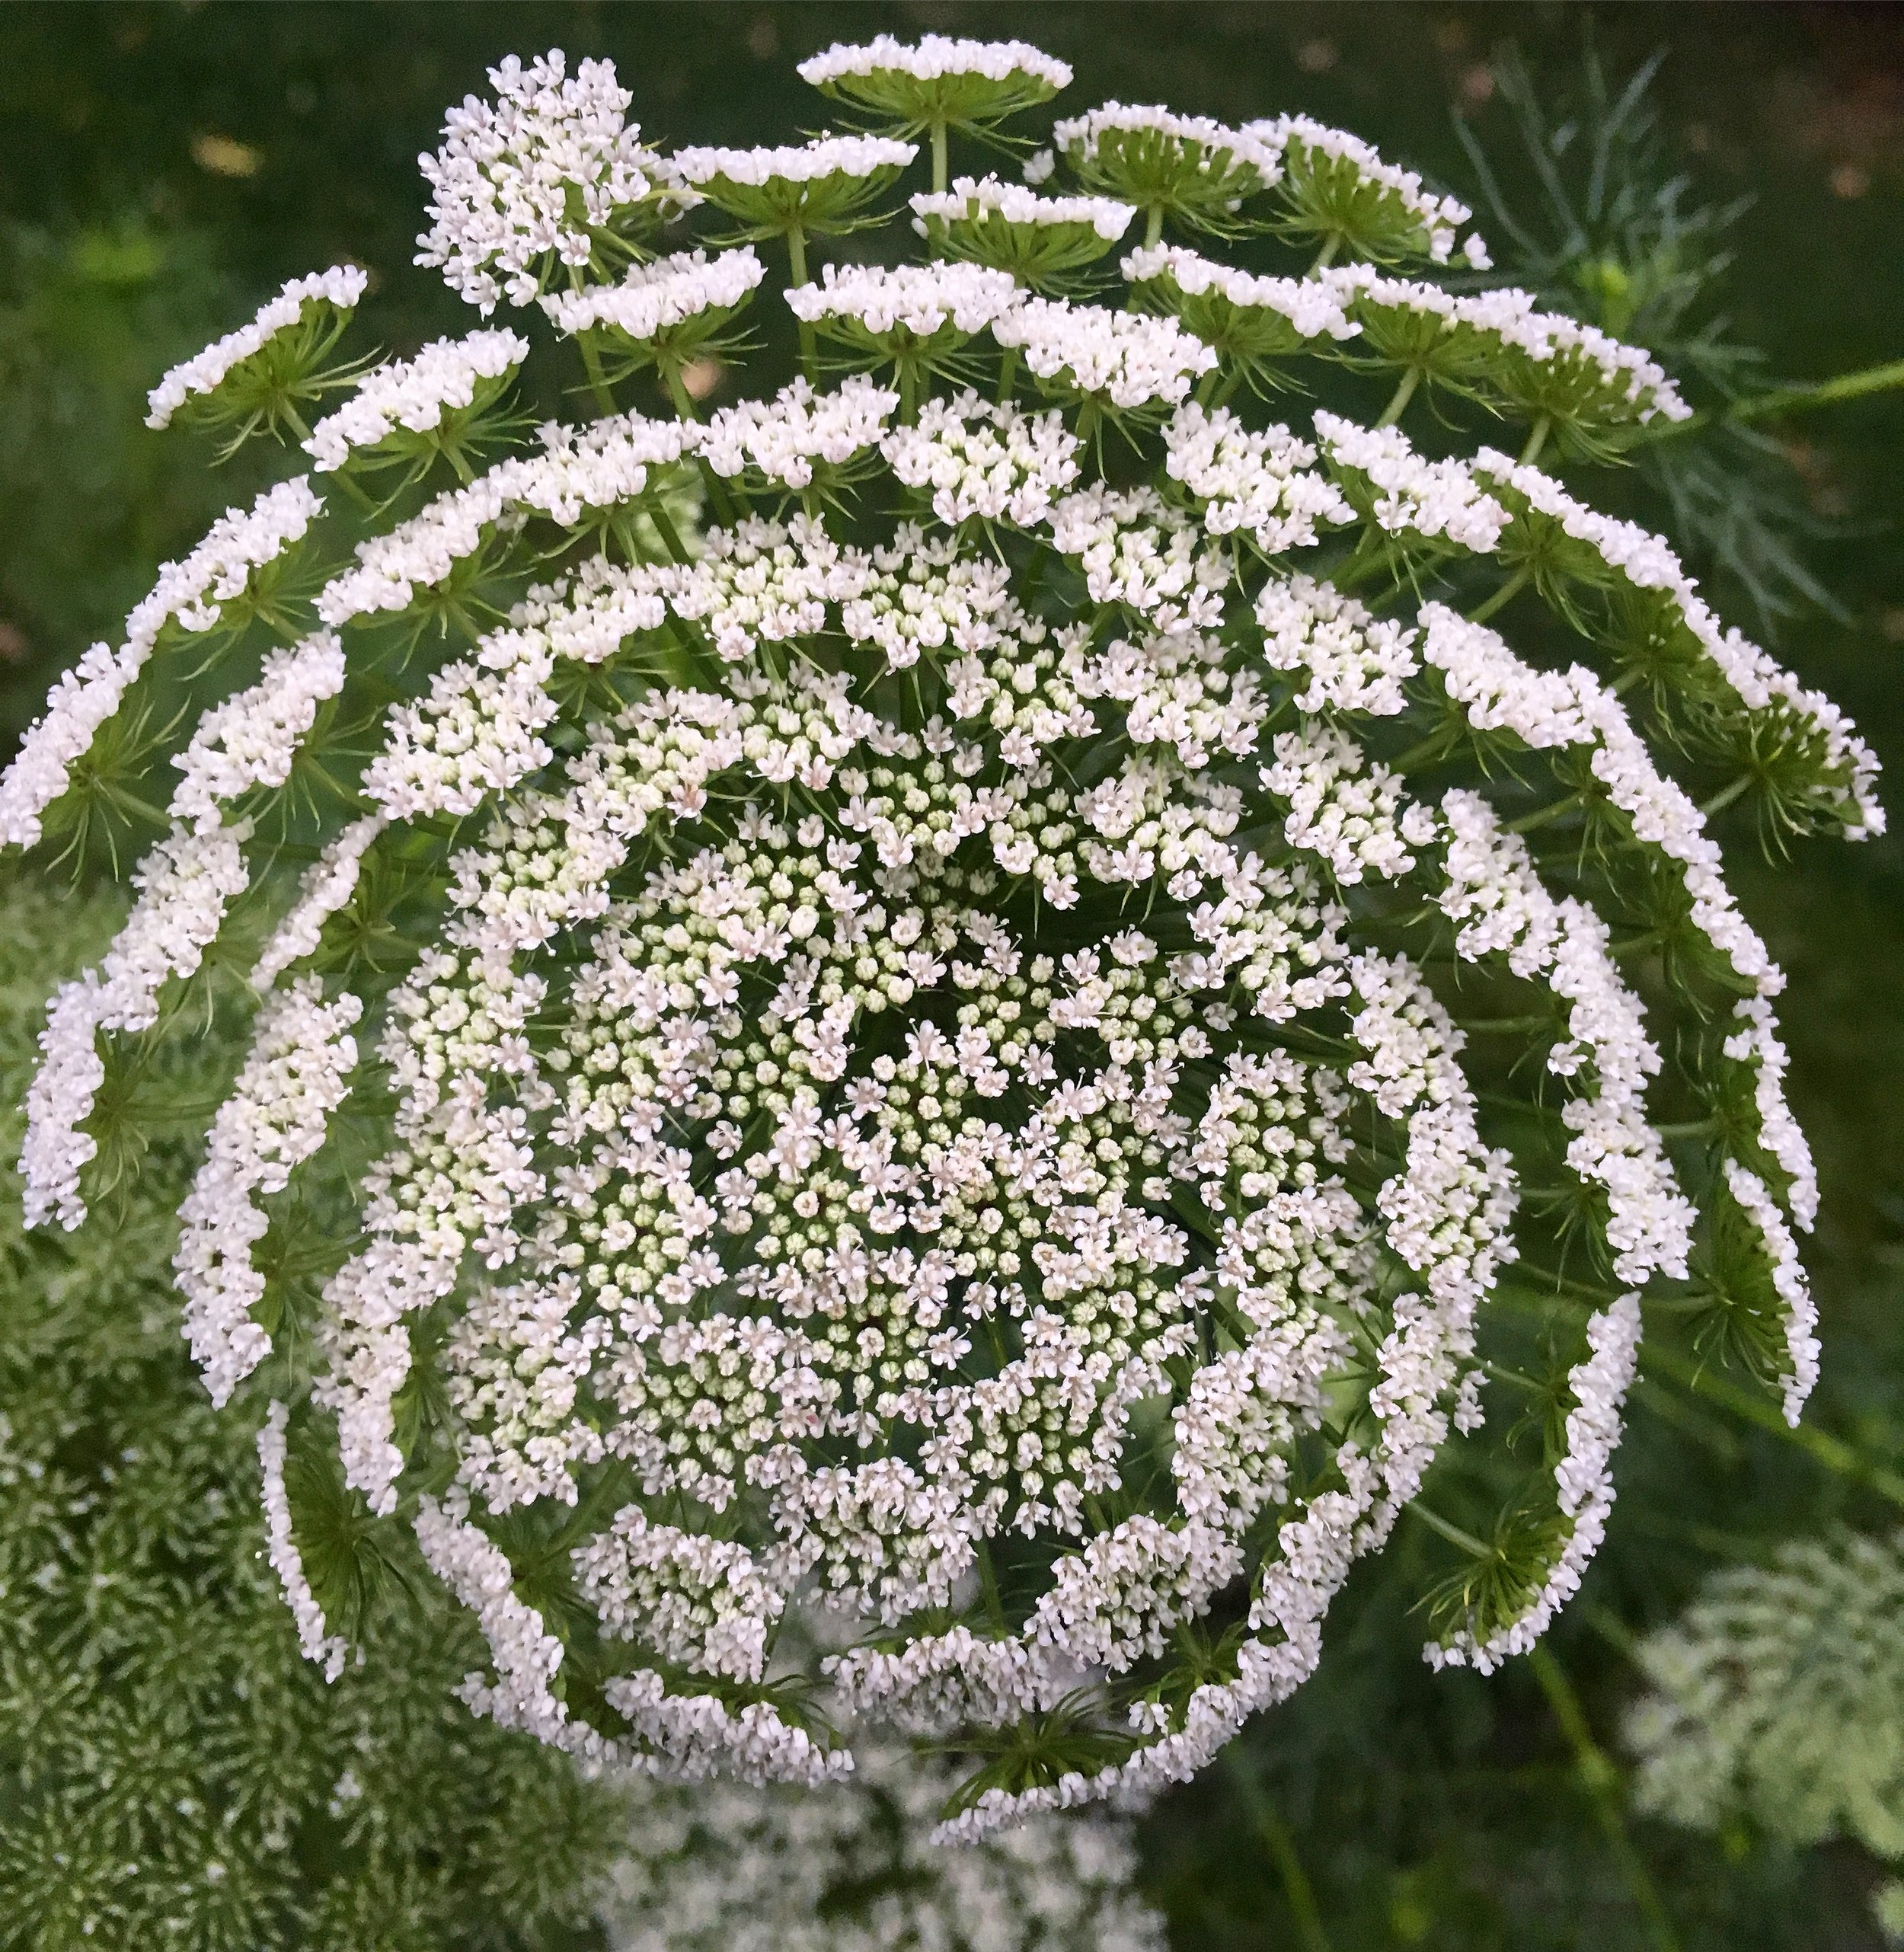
(0, 5, 1899, 1947)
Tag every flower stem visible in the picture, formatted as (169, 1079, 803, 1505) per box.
(785, 225, 817, 383)
(930, 118, 948, 196)
(1517, 415, 1551, 468)
(1644, 1343, 1904, 1508)
(1374, 366, 1420, 428)
(1144, 203, 1165, 251)
(1220, 1751, 1334, 1952)
(1407, 1499, 1493, 1559)
(1643, 354, 1904, 445)
(1504, 789, 1588, 835)
(1465, 564, 1531, 626)
(1527, 1644, 1682, 1952)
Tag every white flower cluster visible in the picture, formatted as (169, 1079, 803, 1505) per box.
(417, 50, 653, 312)
(672, 137, 917, 192)
(0, 476, 322, 848)
(303, 328, 529, 470)
(258, 1398, 354, 1681)
(994, 297, 1216, 411)
(913, 173, 1134, 240)
(799, 34, 1074, 92)
(12, 32, 1875, 1832)
(787, 261, 1021, 342)
(145, 265, 368, 429)
(175, 979, 363, 1404)
(1126, 242, 1359, 343)
(599, 1741, 1163, 1952)
(1427, 1292, 1641, 1672)
(1256, 113, 1483, 266)
(541, 247, 766, 343)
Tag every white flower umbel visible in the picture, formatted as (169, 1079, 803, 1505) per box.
(417, 50, 654, 313)
(883, 392, 1081, 526)
(599, 1741, 1164, 1952)
(1254, 113, 1481, 265)
(0, 477, 322, 847)
(787, 260, 1023, 343)
(913, 174, 1133, 240)
(704, 375, 899, 491)
(252, 814, 388, 989)
(258, 1401, 354, 1681)
(1165, 405, 1354, 557)
(1472, 448, 1881, 835)
(14, 30, 1879, 1831)
(994, 296, 1216, 412)
(169, 632, 348, 832)
(303, 329, 530, 471)
(145, 266, 368, 429)
(1723, 1161, 1820, 1426)
(799, 35, 1072, 94)
(540, 248, 766, 343)
(1427, 1292, 1641, 1672)
(1126, 242, 1359, 344)
(176, 980, 364, 1404)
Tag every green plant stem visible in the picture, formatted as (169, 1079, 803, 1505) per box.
(1375, 366, 1420, 428)
(1505, 789, 1588, 835)
(1308, 235, 1341, 274)
(1144, 203, 1166, 250)
(930, 118, 948, 196)
(1643, 355, 1904, 444)
(1517, 415, 1551, 467)
(995, 347, 1019, 404)
(1466, 564, 1532, 626)
(1527, 1644, 1682, 1952)
(1220, 1752, 1334, 1952)
(1407, 1499, 1492, 1559)
(785, 225, 817, 382)
(1644, 1344, 1904, 1509)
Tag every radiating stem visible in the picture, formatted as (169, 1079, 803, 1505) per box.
(576, 333, 618, 420)
(1643, 354, 1904, 445)
(1407, 1499, 1492, 1559)
(1517, 415, 1551, 468)
(785, 225, 817, 382)
(1527, 1645, 1682, 1952)
(1504, 790, 1588, 835)
(1375, 365, 1420, 428)
(1308, 235, 1342, 274)
(1220, 1751, 1335, 1952)
(995, 347, 1019, 405)
(1644, 1343, 1904, 1508)
(1465, 564, 1532, 626)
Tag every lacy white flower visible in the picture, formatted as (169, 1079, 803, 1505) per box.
(800, 35, 1073, 94)
(145, 266, 368, 428)
(540, 248, 766, 343)
(13, 34, 1875, 1835)
(417, 50, 654, 312)
(303, 328, 529, 470)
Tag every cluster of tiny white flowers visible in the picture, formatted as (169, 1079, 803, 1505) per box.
(1723, 1160, 1820, 1426)
(883, 392, 1080, 526)
(257, 1399, 354, 1681)
(145, 265, 368, 429)
(798, 34, 1075, 91)
(175, 978, 363, 1404)
(11, 33, 1877, 1832)
(1255, 113, 1482, 265)
(1427, 1292, 1642, 1672)
(0, 476, 323, 847)
(672, 136, 918, 192)
(787, 260, 1021, 341)
(303, 328, 529, 470)
(912, 173, 1134, 240)
(417, 50, 654, 313)
(1126, 243, 1360, 343)
(993, 297, 1216, 411)
(541, 247, 767, 342)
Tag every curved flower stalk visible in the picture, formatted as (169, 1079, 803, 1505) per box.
(8, 36, 1880, 1832)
